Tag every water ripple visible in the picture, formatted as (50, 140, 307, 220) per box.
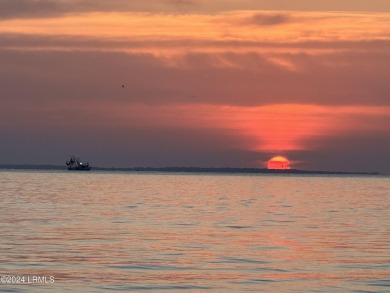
(0, 170, 389, 292)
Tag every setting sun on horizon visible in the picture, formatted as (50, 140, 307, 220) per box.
(267, 156, 291, 170)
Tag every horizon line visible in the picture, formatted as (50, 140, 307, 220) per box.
(0, 164, 382, 176)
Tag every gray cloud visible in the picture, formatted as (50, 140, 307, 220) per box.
(0, 0, 67, 19)
(2, 32, 390, 53)
(1, 42, 390, 109)
(243, 13, 292, 26)
(0, 0, 200, 19)
(1, 0, 390, 20)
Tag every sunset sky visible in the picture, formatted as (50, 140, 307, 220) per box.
(1, 0, 390, 173)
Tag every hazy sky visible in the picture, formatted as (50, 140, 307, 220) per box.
(1, 0, 390, 173)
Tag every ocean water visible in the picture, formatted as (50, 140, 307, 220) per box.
(0, 170, 389, 293)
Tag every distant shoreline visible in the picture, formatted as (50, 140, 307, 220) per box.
(0, 164, 381, 176)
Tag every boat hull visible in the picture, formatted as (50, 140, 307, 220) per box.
(68, 166, 91, 171)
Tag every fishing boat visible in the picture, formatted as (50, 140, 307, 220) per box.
(66, 155, 91, 171)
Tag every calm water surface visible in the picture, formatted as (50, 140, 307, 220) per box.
(0, 170, 389, 292)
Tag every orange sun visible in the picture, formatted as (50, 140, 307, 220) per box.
(267, 156, 291, 170)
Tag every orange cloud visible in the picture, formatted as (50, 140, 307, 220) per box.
(1, 11, 389, 44)
(1, 10, 389, 80)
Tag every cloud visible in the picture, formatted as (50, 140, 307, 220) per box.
(0, 0, 201, 20)
(1, 10, 389, 44)
(0, 0, 120, 19)
(167, 0, 197, 7)
(242, 12, 292, 26)
(0, 0, 61, 19)
(1, 45, 390, 109)
(2, 1, 390, 20)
